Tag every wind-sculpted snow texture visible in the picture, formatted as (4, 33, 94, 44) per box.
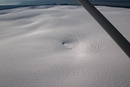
(0, 6, 130, 87)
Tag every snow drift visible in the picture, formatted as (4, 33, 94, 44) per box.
(0, 6, 130, 87)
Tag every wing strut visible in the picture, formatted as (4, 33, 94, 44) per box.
(78, 0, 130, 58)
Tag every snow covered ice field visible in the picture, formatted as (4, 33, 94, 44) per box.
(0, 5, 130, 87)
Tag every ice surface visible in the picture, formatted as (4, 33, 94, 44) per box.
(0, 6, 130, 87)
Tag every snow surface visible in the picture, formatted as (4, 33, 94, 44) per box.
(0, 6, 130, 87)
